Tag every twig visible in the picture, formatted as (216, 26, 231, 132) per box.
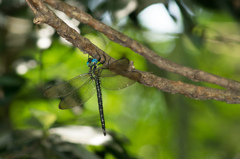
(26, 0, 115, 65)
(43, 0, 240, 92)
(25, 0, 240, 103)
(141, 72, 240, 104)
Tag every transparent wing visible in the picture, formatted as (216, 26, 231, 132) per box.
(100, 70, 141, 90)
(107, 58, 130, 73)
(99, 69, 116, 77)
(59, 79, 96, 109)
(44, 73, 90, 98)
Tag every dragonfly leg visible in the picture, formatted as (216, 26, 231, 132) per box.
(105, 56, 111, 68)
(96, 50, 111, 66)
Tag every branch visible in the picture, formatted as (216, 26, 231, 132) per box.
(26, 0, 115, 66)
(25, 0, 240, 104)
(141, 72, 240, 104)
(43, 0, 240, 92)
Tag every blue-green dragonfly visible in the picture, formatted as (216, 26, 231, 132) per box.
(44, 58, 141, 136)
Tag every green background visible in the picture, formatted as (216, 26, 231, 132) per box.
(1, 0, 240, 158)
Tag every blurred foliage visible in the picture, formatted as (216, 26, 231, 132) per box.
(1, 0, 240, 159)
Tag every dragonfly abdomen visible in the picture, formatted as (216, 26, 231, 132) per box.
(95, 75, 106, 136)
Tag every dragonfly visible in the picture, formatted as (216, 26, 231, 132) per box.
(44, 57, 141, 136)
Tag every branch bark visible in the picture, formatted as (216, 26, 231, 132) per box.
(25, 0, 240, 104)
(26, 0, 115, 65)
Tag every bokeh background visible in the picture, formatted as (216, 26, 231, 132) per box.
(1, 0, 240, 158)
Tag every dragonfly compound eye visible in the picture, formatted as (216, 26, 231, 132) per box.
(92, 59, 98, 64)
(87, 58, 98, 67)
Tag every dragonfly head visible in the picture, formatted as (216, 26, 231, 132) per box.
(87, 58, 98, 67)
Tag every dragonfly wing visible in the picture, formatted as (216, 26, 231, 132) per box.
(99, 69, 116, 77)
(101, 71, 141, 90)
(99, 58, 141, 90)
(108, 58, 130, 73)
(44, 73, 90, 98)
(59, 79, 96, 109)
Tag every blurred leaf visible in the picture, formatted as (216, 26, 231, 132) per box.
(30, 109, 57, 130)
